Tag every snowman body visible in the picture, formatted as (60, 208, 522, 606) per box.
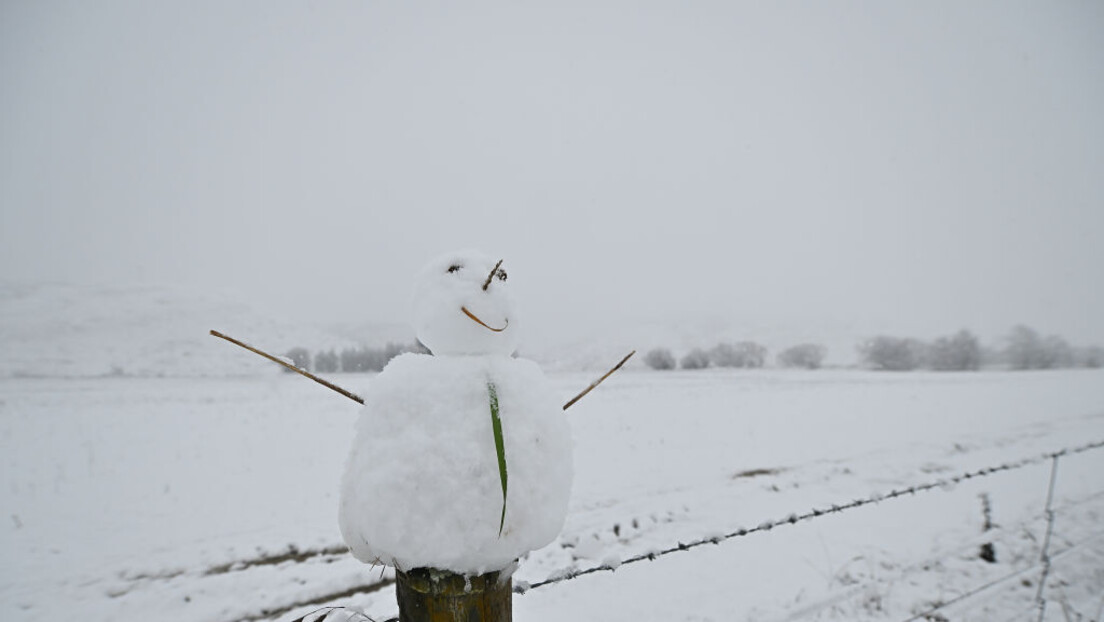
(338, 251, 573, 575)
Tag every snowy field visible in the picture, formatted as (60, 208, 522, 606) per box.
(3, 368, 1104, 621)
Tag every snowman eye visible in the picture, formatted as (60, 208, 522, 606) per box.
(447, 264, 462, 274)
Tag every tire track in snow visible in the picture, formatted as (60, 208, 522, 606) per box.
(225, 577, 396, 622)
(102, 542, 397, 622)
(203, 544, 351, 577)
(117, 543, 350, 587)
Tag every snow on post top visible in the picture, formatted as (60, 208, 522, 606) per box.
(411, 250, 519, 356)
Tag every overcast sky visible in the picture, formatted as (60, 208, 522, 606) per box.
(2, 1, 1103, 348)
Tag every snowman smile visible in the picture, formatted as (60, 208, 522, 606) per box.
(461, 306, 509, 333)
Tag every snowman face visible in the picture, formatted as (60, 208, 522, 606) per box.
(411, 250, 519, 356)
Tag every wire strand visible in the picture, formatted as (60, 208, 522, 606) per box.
(516, 438, 1104, 594)
(900, 529, 1104, 622)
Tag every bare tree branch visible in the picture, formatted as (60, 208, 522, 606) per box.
(213, 329, 631, 412)
(209, 330, 364, 405)
(563, 350, 636, 410)
(483, 259, 504, 291)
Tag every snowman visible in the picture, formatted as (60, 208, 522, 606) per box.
(338, 250, 574, 575)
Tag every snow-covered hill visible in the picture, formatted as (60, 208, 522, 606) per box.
(0, 282, 382, 379)
(0, 282, 859, 378)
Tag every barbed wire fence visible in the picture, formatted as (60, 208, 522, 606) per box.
(901, 529, 1104, 622)
(280, 439, 1104, 622)
(512, 438, 1104, 620)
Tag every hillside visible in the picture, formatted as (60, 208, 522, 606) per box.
(0, 281, 934, 377)
(0, 282, 382, 378)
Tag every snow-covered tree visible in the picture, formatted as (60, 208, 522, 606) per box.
(1006, 325, 1043, 369)
(709, 341, 767, 368)
(285, 347, 311, 372)
(928, 330, 981, 371)
(680, 348, 711, 370)
(1076, 345, 1104, 368)
(1006, 325, 1074, 370)
(314, 349, 339, 373)
(644, 348, 676, 370)
(340, 347, 368, 373)
(777, 343, 827, 369)
(1040, 335, 1074, 369)
(858, 336, 926, 371)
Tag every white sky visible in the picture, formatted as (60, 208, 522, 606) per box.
(2, 1, 1103, 347)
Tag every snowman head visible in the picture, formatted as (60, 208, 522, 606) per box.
(412, 250, 519, 356)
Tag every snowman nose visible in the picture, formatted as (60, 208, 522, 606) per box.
(482, 259, 504, 291)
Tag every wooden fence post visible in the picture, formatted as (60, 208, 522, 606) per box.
(395, 567, 512, 622)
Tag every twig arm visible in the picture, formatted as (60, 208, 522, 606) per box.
(209, 330, 365, 405)
(562, 350, 635, 411)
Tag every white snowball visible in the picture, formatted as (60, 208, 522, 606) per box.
(339, 353, 573, 575)
(411, 250, 519, 356)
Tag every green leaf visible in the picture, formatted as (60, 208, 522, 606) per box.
(488, 382, 508, 537)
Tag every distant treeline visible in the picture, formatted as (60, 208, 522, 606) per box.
(643, 325, 1104, 372)
(284, 342, 428, 374)
(283, 325, 1102, 374)
(644, 342, 826, 371)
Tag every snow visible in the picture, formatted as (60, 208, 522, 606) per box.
(336, 251, 572, 573)
(2, 281, 1103, 621)
(600, 554, 622, 571)
(411, 250, 518, 357)
(0, 282, 362, 379)
(339, 353, 572, 574)
(3, 368, 1102, 621)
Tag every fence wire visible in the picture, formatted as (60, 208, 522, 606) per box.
(900, 529, 1104, 622)
(516, 438, 1104, 594)
(1034, 455, 1061, 622)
